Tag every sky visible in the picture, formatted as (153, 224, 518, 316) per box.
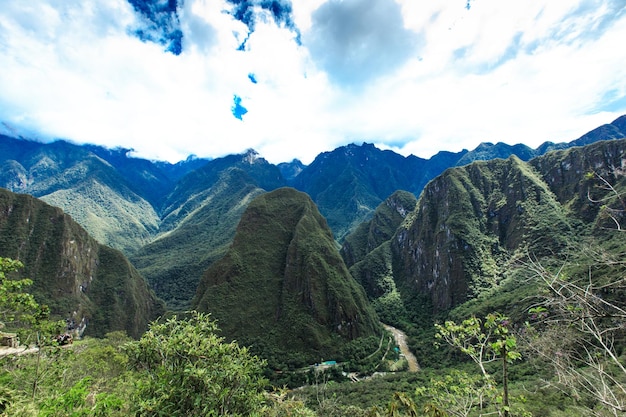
(0, 0, 625, 165)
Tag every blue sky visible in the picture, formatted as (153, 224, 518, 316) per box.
(0, 0, 625, 164)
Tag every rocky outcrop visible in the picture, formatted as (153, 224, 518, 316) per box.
(0, 188, 164, 338)
(391, 156, 572, 312)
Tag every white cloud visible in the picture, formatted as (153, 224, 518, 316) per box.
(0, 0, 624, 165)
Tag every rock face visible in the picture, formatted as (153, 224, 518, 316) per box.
(391, 156, 572, 312)
(192, 187, 380, 362)
(384, 139, 626, 313)
(0, 188, 164, 338)
(530, 138, 626, 226)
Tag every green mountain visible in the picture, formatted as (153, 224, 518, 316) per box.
(341, 190, 417, 270)
(290, 115, 626, 243)
(0, 136, 209, 254)
(131, 150, 286, 309)
(345, 137, 626, 320)
(0, 137, 162, 253)
(393, 155, 572, 312)
(0, 188, 165, 338)
(192, 187, 380, 365)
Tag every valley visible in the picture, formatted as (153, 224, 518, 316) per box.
(1, 114, 626, 415)
(383, 324, 419, 373)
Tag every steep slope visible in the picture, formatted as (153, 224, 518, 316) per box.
(0, 136, 162, 253)
(392, 156, 572, 312)
(351, 138, 626, 317)
(291, 143, 428, 241)
(159, 149, 285, 231)
(192, 188, 380, 365)
(291, 115, 625, 243)
(82, 144, 175, 207)
(0, 188, 165, 338)
(341, 190, 417, 269)
(131, 150, 286, 309)
(531, 138, 626, 227)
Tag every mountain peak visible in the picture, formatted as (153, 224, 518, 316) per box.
(242, 148, 261, 164)
(192, 187, 379, 364)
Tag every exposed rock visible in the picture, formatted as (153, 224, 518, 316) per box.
(0, 188, 164, 338)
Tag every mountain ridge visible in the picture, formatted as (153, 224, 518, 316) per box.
(0, 115, 624, 311)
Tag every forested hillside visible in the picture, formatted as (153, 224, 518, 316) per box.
(193, 187, 381, 368)
(0, 188, 164, 338)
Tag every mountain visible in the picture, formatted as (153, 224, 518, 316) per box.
(290, 115, 626, 243)
(152, 155, 211, 183)
(0, 137, 158, 253)
(454, 142, 535, 166)
(392, 155, 572, 312)
(290, 143, 429, 241)
(0, 136, 210, 254)
(130, 149, 287, 309)
(192, 187, 380, 365)
(341, 190, 417, 270)
(277, 159, 306, 181)
(344, 137, 626, 319)
(0, 188, 165, 338)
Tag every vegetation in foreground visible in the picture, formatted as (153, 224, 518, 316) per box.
(3, 241, 626, 417)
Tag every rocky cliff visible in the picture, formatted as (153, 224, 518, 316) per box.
(386, 139, 626, 313)
(0, 188, 164, 338)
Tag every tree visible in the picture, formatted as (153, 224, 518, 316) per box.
(0, 257, 41, 332)
(435, 312, 521, 417)
(0, 257, 66, 410)
(416, 370, 496, 417)
(523, 256, 626, 416)
(124, 312, 267, 416)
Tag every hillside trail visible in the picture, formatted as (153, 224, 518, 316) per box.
(0, 346, 38, 357)
(382, 324, 419, 372)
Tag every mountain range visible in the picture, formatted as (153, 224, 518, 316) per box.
(0, 114, 625, 358)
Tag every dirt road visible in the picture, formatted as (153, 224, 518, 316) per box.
(0, 346, 38, 357)
(383, 324, 419, 372)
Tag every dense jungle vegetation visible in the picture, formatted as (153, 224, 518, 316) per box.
(2, 129, 626, 416)
(2, 220, 626, 417)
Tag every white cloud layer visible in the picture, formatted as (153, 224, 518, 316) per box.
(0, 0, 625, 164)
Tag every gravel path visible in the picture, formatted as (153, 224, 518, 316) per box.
(0, 346, 38, 357)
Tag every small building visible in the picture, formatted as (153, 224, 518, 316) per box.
(0, 333, 18, 348)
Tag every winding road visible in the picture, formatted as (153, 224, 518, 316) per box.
(382, 324, 419, 372)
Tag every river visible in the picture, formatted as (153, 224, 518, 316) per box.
(382, 324, 419, 372)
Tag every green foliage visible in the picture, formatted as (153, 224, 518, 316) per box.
(124, 312, 267, 416)
(0, 258, 40, 330)
(435, 312, 523, 416)
(193, 188, 380, 368)
(415, 370, 497, 417)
